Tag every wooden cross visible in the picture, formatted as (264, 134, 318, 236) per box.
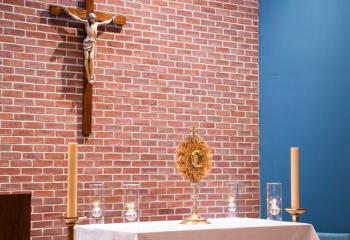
(49, 0, 126, 137)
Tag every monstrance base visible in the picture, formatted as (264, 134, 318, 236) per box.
(180, 213, 210, 225)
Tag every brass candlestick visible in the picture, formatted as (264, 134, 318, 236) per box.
(285, 208, 306, 222)
(61, 216, 86, 240)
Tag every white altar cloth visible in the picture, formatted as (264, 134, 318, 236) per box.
(76, 218, 319, 240)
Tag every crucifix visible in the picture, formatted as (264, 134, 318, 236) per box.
(49, 0, 126, 137)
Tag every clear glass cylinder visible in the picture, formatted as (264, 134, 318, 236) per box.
(266, 182, 282, 221)
(122, 182, 140, 223)
(226, 181, 239, 218)
(87, 182, 104, 224)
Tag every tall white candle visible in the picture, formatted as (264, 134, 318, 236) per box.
(67, 143, 77, 217)
(290, 147, 300, 209)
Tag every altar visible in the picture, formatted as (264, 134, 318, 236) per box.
(76, 218, 319, 240)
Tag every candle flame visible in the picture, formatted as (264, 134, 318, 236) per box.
(93, 200, 100, 207)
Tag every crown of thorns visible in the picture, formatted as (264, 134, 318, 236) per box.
(88, 13, 96, 19)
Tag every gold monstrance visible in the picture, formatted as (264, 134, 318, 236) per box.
(176, 127, 212, 224)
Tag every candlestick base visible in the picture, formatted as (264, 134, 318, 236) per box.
(285, 208, 306, 222)
(60, 216, 86, 240)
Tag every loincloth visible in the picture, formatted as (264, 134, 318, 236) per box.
(83, 40, 96, 52)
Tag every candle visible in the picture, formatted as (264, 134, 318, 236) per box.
(290, 147, 300, 209)
(67, 143, 78, 218)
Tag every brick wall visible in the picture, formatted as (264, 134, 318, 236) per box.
(0, 0, 259, 239)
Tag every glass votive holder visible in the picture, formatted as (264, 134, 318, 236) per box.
(122, 182, 140, 223)
(86, 182, 104, 224)
(226, 181, 239, 218)
(266, 182, 282, 221)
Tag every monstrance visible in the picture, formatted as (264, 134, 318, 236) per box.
(176, 127, 212, 224)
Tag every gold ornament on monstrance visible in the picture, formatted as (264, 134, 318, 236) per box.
(176, 127, 212, 224)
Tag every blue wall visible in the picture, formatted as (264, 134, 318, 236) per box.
(260, 0, 350, 232)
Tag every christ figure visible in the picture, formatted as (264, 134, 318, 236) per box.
(64, 7, 115, 83)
